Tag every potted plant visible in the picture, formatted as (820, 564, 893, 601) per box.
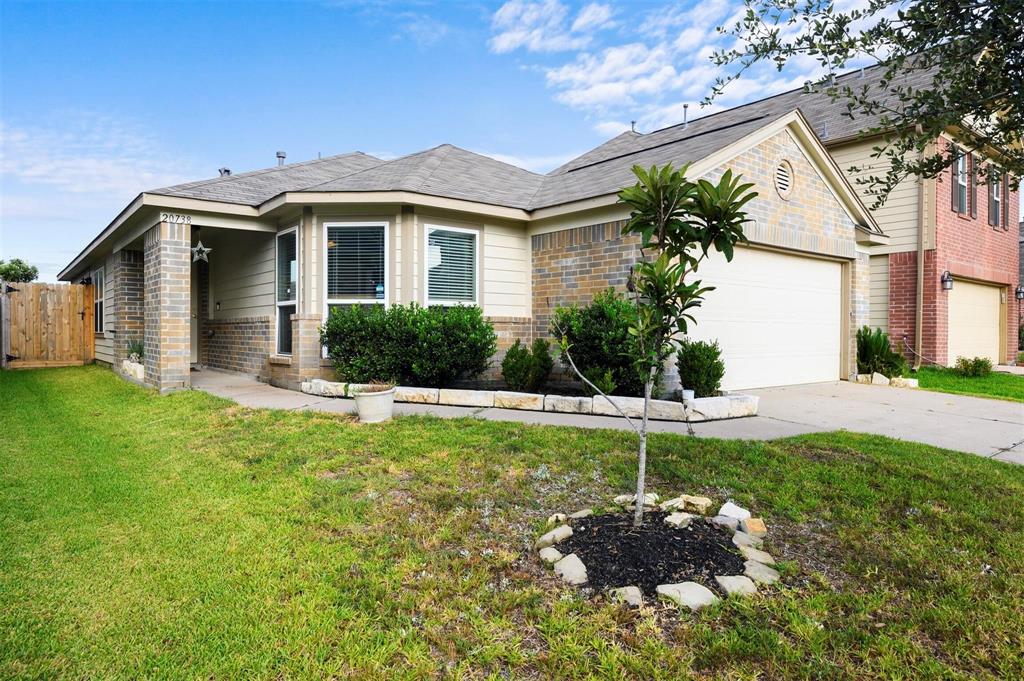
(351, 380, 396, 423)
(121, 338, 145, 381)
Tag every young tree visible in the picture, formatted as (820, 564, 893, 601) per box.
(555, 164, 756, 526)
(710, 0, 1023, 200)
(0, 258, 39, 283)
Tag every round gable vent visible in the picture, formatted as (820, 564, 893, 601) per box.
(775, 160, 793, 199)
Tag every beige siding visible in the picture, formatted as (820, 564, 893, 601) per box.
(207, 230, 275, 319)
(94, 253, 116, 364)
(482, 223, 530, 317)
(830, 139, 926, 253)
(869, 254, 889, 332)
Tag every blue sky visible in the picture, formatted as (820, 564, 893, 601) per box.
(0, 0, 892, 280)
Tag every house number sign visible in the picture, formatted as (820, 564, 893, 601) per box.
(160, 212, 192, 224)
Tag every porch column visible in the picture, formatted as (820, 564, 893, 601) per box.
(143, 221, 191, 392)
(848, 249, 871, 379)
(111, 249, 144, 367)
(292, 313, 324, 382)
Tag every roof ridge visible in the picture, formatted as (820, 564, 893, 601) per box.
(298, 145, 444, 192)
(407, 144, 455, 191)
(152, 151, 379, 193)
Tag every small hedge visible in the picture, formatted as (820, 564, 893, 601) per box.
(952, 356, 993, 377)
(550, 289, 655, 397)
(676, 339, 725, 398)
(320, 304, 497, 387)
(501, 339, 553, 392)
(856, 326, 907, 378)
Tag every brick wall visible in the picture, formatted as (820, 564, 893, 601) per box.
(201, 317, 273, 376)
(111, 249, 143, 365)
(531, 220, 639, 339)
(143, 222, 191, 392)
(926, 140, 1021, 363)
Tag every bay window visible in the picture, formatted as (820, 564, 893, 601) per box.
(276, 227, 297, 354)
(425, 224, 478, 306)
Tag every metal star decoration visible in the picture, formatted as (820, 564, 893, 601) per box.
(191, 240, 212, 262)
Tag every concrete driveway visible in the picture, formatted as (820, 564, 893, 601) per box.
(191, 372, 1024, 464)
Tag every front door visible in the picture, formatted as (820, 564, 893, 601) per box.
(190, 263, 199, 364)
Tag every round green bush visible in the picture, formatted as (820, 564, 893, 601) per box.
(676, 338, 725, 398)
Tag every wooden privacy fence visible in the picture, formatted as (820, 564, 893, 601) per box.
(0, 281, 95, 369)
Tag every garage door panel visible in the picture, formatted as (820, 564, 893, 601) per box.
(685, 247, 842, 391)
(947, 280, 1000, 364)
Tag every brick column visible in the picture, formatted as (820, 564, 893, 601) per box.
(111, 249, 144, 366)
(144, 222, 191, 392)
(848, 250, 871, 378)
(292, 313, 324, 381)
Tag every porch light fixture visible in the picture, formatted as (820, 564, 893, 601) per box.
(1015, 284, 1024, 301)
(940, 271, 954, 291)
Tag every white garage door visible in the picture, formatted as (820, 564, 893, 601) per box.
(948, 280, 1001, 364)
(684, 247, 843, 390)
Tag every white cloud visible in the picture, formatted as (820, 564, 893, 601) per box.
(479, 149, 582, 173)
(571, 3, 615, 32)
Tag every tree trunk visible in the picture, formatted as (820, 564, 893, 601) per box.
(632, 369, 655, 527)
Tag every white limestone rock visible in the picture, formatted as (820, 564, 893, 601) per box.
(656, 582, 719, 611)
(547, 513, 567, 525)
(682, 495, 713, 514)
(553, 553, 588, 585)
(710, 515, 739, 532)
(544, 395, 593, 414)
(738, 545, 776, 565)
(717, 502, 751, 521)
(687, 396, 732, 420)
(494, 391, 544, 410)
(740, 517, 768, 537)
(715, 575, 757, 596)
(727, 394, 759, 417)
(732, 531, 764, 549)
(871, 372, 890, 386)
(438, 389, 495, 408)
(608, 586, 643, 607)
(744, 560, 781, 584)
(569, 508, 593, 519)
(659, 496, 686, 511)
(664, 511, 695, 528)
(538, 547, 563, 565)
(592, 395, 646, 418)
(535, 524, 573, 549)
(891, 376, 919, 388)
(394, 386, 439, 404)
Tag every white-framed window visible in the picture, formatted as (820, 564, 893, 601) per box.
(92, 266, 105, 333)
(989, 169, 1003, 227)
(424, 224, 479, 306)
(954, 147, 968, 213)
(275, 226, 298, 355)
(323, 221, 389, 315)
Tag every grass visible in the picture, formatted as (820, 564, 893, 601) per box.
(2, 366, 1023, 679)
(915, 365, 1024, 402)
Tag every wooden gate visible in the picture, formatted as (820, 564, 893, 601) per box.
(0, 282, 95, 369)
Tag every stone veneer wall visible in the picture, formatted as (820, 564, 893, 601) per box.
(111, 249, 144, 365)
(143, 222, 191, 392)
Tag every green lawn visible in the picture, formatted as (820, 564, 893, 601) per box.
(916, 366, 1024, 402)
(2, 367, 1023, 679)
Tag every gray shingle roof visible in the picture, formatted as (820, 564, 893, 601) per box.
(305, 144, 545, 209)
(146, 62, 935, 212)
(150, 152, 383, 205)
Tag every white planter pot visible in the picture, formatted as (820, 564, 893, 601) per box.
(352, 387, 396, 423)
(121, 359, 145, 381)
(681, 389, 695, 405)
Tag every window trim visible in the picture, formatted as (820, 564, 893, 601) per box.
(423, 223, 480, 307)
(91, 266, 105, 334)
(274, 225, 299, 356)
(955, 149, 968, 214)
(322, 220, 390, 313)
(990, 169, 1002, 228)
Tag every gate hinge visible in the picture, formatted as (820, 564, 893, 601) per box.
(4, 284, 17, 294)
(5, 354, 17, 362)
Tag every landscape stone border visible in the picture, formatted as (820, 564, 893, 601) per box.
(854, 372, 919, 388)
(300, 379, 759, 422)
(535, 493, 782, 611)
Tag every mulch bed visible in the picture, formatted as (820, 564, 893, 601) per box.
(559, 511, 746, 597)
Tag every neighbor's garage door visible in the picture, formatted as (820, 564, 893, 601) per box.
(947, 279, 1001, 364)
(685, 247, 843, 390)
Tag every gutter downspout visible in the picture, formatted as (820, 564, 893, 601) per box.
(913, 127, 926, 371)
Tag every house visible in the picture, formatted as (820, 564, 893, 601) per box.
(58, 64, 1018, 394)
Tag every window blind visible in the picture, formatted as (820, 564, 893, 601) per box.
(327, 225, 385, 300)
(277, 232, 297, 302)
(427, 228, 476, 303)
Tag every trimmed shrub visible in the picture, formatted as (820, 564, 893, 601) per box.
(501, 339, 553, 392)
(321, 304, 496, 387)
(550, 289, 657, 397)
(953, 356, 993, 377)
(581, 367, 617, 397)
(856, 326, 907, 378)
(676, 339, 725, 398)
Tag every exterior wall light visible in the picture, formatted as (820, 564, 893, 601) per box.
(940, 271, 954, 291)
(1015, 284, 1024, 301)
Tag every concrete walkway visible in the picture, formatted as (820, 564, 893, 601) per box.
(190, 370, 1024, 464)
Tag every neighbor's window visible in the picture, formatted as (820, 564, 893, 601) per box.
(325, 222, 387, 316)
(953, 147, 968, 213)
(276, 228, 297, 354)
(989, 169, 1002, 228)
(425, 225, 477, 305)
(92, 267, 105, 333)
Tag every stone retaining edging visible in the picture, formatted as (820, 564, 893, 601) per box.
(300, 379, 758, 422)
